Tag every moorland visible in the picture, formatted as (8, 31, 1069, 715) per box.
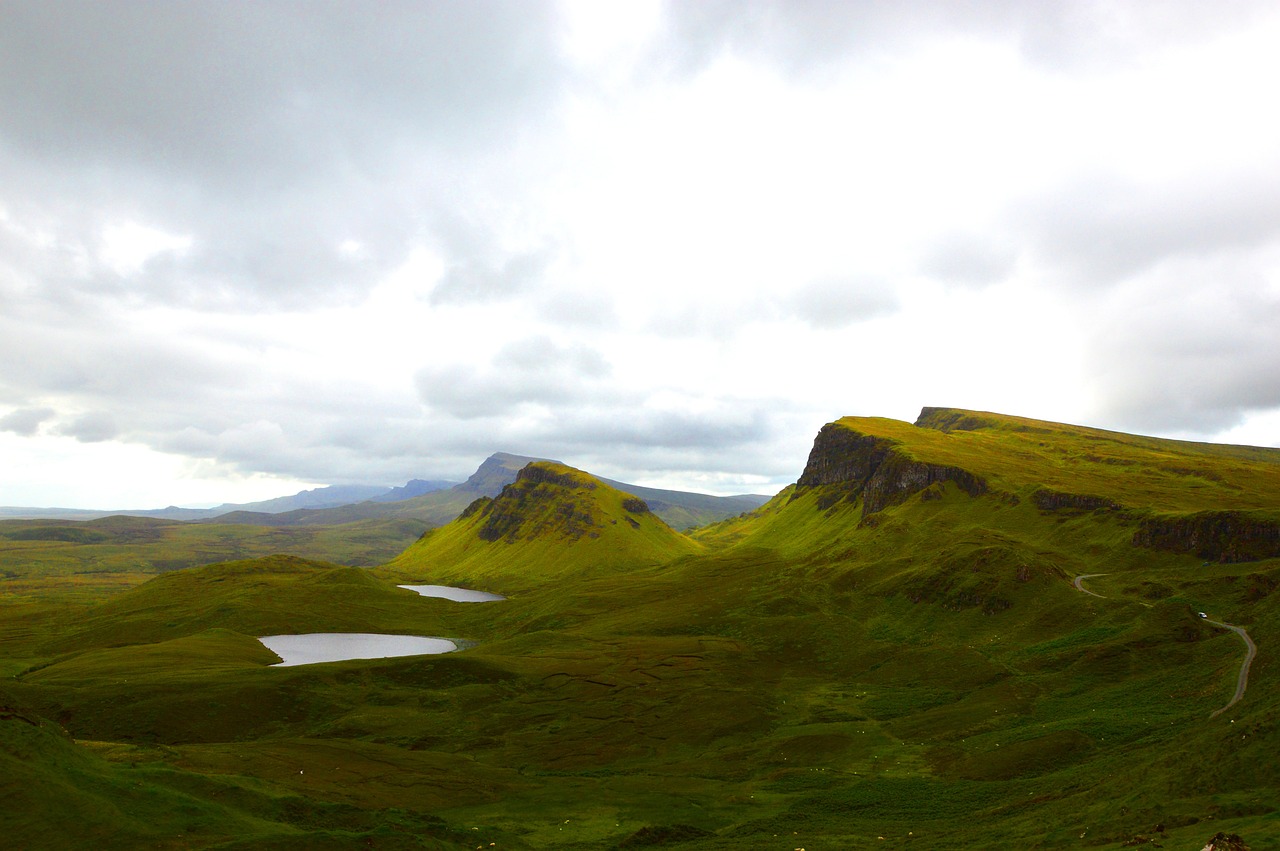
(2, 407, 1278, 849)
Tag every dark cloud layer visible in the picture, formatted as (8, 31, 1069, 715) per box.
(0, 1, 567, 310)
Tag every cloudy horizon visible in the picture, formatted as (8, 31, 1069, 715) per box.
(3, 0, 1279, 510)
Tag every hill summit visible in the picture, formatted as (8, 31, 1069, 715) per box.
(383, 461, 701, 590)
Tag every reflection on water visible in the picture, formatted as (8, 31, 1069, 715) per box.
(259, 633, 457, 667)
(398, 584, 505, 602)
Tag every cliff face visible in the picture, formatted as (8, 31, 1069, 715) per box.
(1031, 489, 1122, 512)
(474, 463, 602, 544)
(793, 421, 987, 517)
(1133, 511, 1280, 563)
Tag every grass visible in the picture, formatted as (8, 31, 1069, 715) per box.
(3, 409, 1280, 847)
(0, 514, 429, 600)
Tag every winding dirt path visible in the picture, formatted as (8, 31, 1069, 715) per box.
(1072, 574, 1258, 718)
(1072, 573, 1108, 598)
(1203, 618, 1258, 719)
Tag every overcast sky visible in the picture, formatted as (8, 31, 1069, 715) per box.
(3, 0, 1279, 509)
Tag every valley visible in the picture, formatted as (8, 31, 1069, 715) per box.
(2, 408, 1279, 849)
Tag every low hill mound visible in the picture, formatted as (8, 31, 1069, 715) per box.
(44, 554, 439, 652)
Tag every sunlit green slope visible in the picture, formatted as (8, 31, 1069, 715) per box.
(701, 406, 1280, 559)
(381, 461, 702, 591)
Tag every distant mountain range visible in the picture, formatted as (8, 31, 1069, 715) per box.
(0, 480, 455, 522)
(0, 453, 769, 531)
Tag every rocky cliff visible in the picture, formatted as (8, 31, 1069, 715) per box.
(474, 463, 604, 543)
(793, 421, 987, 516)
(1133, 511, 1280, 563)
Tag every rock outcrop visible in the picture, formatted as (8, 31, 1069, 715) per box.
(1201, 832, 1250, 851)
(914, 406, 1002, 433)
(475, 463, 602, 543)
(1133, 511, 1280, 563)
(1031, 489, 1122, 512)
(793, 422, 987, 517)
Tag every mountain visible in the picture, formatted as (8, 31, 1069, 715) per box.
(382, 460, 702, 590)
(596, 477, 770, 529)
(204, 452, 546, 528)
(213, 483, 393, 514)
(202, 451, 767, 532)
(0, 481, 435, 522)
(368, 478, 455, 502)
(7, 407, 1280, 849)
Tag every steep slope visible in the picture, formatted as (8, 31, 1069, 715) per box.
(381, 461, 702, 591)
(709, 408, 1280, 556)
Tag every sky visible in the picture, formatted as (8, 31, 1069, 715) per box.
(2, 0, 1280, 509)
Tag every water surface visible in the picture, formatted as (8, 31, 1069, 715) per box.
(259, 633, 457, 667)
(398, 584, 505, 602)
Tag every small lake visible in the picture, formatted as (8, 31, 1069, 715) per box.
(259, 633, 457, 667)
(398, 584, 505, 602)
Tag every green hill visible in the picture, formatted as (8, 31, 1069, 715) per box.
(213, 452, 769, 532)
(381, 461, 702, 591)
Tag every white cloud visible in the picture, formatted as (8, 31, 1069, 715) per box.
(99, 221, 192, 276)
(1, 1, 1278, 508)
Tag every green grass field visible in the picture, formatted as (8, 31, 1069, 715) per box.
(3, 409, 1279, 848)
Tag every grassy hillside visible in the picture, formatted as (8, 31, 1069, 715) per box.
(0, 514, 428, 599)
(3, 408, 1280, 848)
(381, 461, 702, 592)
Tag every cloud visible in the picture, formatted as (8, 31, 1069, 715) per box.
(783, 277, 899, 329)
(1015, 169, 1280, 289)
(0, 1, 570, 310)
(653, 0, 1277, 75)
(431, 247, 554, 306)
(919, 232, 1017, 288)
(56, 411, 118, 443)
(0, 2, 566, 178)
(415, 336, 614, 419)
(3, 1, 1280, 508)
(0, 407, 55, 436)
(1085, 258, 1280, 434)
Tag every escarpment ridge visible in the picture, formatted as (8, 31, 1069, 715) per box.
(789, 408, 1280, 517)
(794, 420, 987, 516)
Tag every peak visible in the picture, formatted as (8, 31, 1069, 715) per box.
(915, 406, 996, 432)
(476, 462, 613, 543)
(515, 461, 598, 489)
(487, 451, 550, 466)
(461, 452, 554, 496)
(796, 419, 986, 516)
(386, 460, 698, 586)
